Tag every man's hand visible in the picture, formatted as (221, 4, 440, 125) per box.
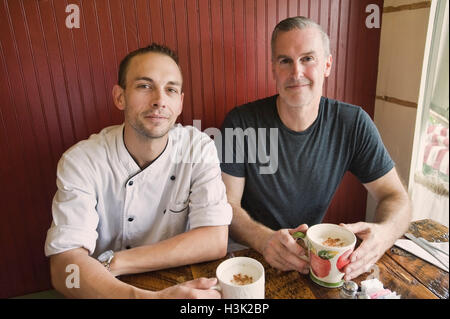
(222, 173, 309, 273)
(261, 224, 310, 273)
(340, 222, 394, 281)
(155, 277, 221, 299)
(340, 168, 412, 281)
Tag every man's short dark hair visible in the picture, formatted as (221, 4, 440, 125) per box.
(118, 43, 181, 89)
(271, 16, 330, 59)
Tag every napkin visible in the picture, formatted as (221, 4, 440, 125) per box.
(394, 238, 449, 272)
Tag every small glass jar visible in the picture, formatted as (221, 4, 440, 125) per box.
(339, 281, 358, 299)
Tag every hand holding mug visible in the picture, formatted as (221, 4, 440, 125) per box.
(260, 224, 310, 273)
(340, 222, 392, 281)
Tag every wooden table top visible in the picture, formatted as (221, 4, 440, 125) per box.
(119, 219, 448, 299)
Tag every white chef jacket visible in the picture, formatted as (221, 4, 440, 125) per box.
(44, 124, 232, 258)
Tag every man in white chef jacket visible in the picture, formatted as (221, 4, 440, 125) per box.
(44, 43, 232, 299)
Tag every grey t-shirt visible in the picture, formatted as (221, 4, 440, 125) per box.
(220, 95, 394, 230)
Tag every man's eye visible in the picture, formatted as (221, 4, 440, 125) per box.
(302, 56, 314, 62)
(137, 84, 151, 89)
(167, 88, 179, 94)
(279, 59, 291, 64)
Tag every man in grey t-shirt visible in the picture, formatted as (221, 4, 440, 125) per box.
(220, 16, 412, 281)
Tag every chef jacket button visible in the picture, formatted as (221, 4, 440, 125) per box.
(128, 180, 134, 186)
(128, 217, 134, 222)
(170, 175, 175, 181)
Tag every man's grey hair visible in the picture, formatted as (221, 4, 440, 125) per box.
(271, 16, 331, 59)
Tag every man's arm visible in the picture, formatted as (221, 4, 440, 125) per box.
(110, 225, 228, 276)
(110, 135, 231, 276)
(222, 172, 309, 273)
(341, 168, 412, 280)
(50, 247, 221, 298)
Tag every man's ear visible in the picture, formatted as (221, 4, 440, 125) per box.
(112, 85, 126, 111)
(324, 54, 333, 78)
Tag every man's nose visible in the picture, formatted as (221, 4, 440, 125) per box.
(292, 61, 303, 79)
(151, 89, 166, 108)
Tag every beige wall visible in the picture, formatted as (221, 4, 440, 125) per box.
(366, 0, 431, 221)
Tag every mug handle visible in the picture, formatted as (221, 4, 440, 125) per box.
(210, 284, 222, 292)
(292, 231, 309, 262)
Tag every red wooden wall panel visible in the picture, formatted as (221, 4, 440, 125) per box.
(0, 0, 383, 297)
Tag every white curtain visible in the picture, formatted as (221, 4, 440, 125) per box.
(411, 0, 449, 226)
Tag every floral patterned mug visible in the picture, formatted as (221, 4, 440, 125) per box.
(293, 223, 356, 288)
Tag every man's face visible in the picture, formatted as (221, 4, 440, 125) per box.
(114, 52, 183, 140)
(272, 28, 332, 109)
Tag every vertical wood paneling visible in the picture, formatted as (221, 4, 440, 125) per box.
(17, 0, 57, 291)
(327, 0, 340, 99)
(245, 0, 257, 103)
(362, 0, 382, 118)
(0, 0, 47, 293)
(198, 0, 214, 129)
(0, 2, 28, 291)
(161, 0, 177, 54)
(266, 0, 277, 95)
(309, 0, 320, 22)
(11, 0, 56, 212)
(223, 0, 236, 116)
(50, 0, 86, 143)
(278, 0, 288, 21)
(233, 0, 246, 108)
(0, 0, 383, 297)
(345, 0, 360, 106)
(82, 0, 110, 130)
(288, 0, 298, 17)
(174, 0, 191, 125)
(94, 0, 118, 124)
(211, 0, 226, 127)
(135, 0, 151, 47)
(148, 0, 164, 44)
(353, 2, 366, 111)
(109, 0, 126, 124)
(319, 0, 330, 94)
(335, 0, 349, 102)
(298, 0, 308, 16)
(29, 0, 71, 155)
(11, 1, 59, 168)
(186, 0, 203, 122)
(122, 0, 139, 52)
(256, 0, 266, 99)
(70, 0, 101, 136)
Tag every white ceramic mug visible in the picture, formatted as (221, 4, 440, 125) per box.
(212, 257, 265, 299)
(293, 223, 356, 288)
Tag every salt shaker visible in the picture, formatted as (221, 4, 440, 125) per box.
(339, 281, 358, 299)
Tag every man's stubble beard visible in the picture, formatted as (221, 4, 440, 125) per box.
(127, 113, 174, 141)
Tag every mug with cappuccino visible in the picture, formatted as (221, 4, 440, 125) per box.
(212, 257, 265, 299)
(293, 223, 356, 288)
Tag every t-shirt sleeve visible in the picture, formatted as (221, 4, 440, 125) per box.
(187, 135, 233, 229)
(44, 153, 99, 257)
(220, 108, 246, 177)
(349, 109, 395, 184)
